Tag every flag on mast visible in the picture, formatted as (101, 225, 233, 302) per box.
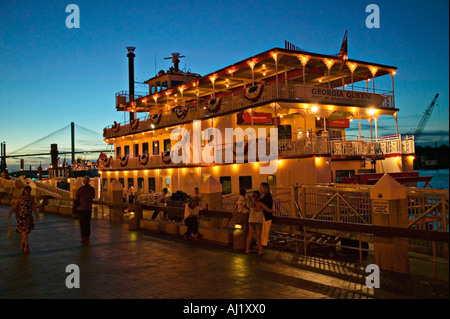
(338, 30, 348, 72)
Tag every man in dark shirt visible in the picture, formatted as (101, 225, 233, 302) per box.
(75, 176, 96, 243)
(259, 182, 274, 247)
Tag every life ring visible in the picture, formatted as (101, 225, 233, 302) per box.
(206, 97, 221, 113)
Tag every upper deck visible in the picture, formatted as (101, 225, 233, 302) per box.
(104, 47, 398, 139)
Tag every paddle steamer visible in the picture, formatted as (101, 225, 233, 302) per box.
(100, 44, 415, 197)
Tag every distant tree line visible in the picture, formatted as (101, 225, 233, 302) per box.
(414, 145, 449, 169)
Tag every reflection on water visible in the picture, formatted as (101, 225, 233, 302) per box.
(417, 169, 449, 190)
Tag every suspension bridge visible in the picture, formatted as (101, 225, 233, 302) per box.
(1, 122, 112, 173)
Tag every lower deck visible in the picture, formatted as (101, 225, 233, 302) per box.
(99, 155, 414, 198)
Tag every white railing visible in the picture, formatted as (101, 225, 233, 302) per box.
(104, 82, 394, 139)
(100, 134, 415, 171)
(330, 135, 414, 157)
(402, 135, 415, 154)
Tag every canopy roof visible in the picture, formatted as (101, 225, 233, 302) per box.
(123, 47, 397, 113)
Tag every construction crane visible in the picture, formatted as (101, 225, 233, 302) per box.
(411, 93, 439, 142)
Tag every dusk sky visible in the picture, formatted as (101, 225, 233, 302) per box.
(1, 0, 448, 170)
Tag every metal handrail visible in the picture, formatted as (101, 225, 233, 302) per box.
(104, 82, 396, 138)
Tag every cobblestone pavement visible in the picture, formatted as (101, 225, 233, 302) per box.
(0, 205, 448, 301)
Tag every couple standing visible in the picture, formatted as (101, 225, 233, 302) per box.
(237, 182, 277, 254)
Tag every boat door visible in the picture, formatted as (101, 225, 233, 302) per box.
(161, 175, 172, 193)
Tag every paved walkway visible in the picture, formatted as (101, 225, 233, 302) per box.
(0, 205, 448, 301)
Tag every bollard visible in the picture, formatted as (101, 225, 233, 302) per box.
(199, 176, 223, 228)
(232, 212, 249, 252)
(109, 179, 124, 223)
(370, 174, 409, 276)
(128, 203, 143, 231)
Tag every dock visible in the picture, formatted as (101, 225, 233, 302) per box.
(1, 205, 448, 300)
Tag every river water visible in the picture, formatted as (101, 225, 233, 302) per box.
(417, 169, 449, 190)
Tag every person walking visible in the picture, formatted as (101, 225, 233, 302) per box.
(13, 185, 39, 253)
(74, 176, 96, 243)
(7, 178, 24, 221)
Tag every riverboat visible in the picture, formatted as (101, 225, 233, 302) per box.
(99, 44, 415, 197)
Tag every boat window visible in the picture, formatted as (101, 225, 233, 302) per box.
(335, 170, 355, 183)
(134, 144, 139, 157)
(358, 169, 375, 174)
(137, 178, 144, 191)
(142, 142, 149, 155)
(102, 178, 108, 191)
(239, 176, 252, 190)
(267, 175, 277, 186)
(124, 145, 130, 157)
(118, 178, 124, 187)
(116, 146, 121, 159)
(278, 125, 292, 140)
(148, 177, 156, 192)
(153, 141, 160, 155)
(163, 139, 171, 153)
(127, 177, 134, 189)
(220, 176, 232, 194)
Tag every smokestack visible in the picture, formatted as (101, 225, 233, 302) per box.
(127, 47, 136, 122)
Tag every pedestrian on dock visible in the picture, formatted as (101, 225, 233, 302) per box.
(192, 187, 202, 202)
(13, 185, 39, 253)
(259, 182, 274, 248)
(246, 190, 277, 254)
(183, 197, 207, 240)
(7, 178, 25, 221)
(74, 176, 95, 243)
(246, 190, 263, 254)
(152, 188, 168, 220)
(128, 184, 135, 203)
(122, 185, 127, 203)
(235, 188, 250, 213)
